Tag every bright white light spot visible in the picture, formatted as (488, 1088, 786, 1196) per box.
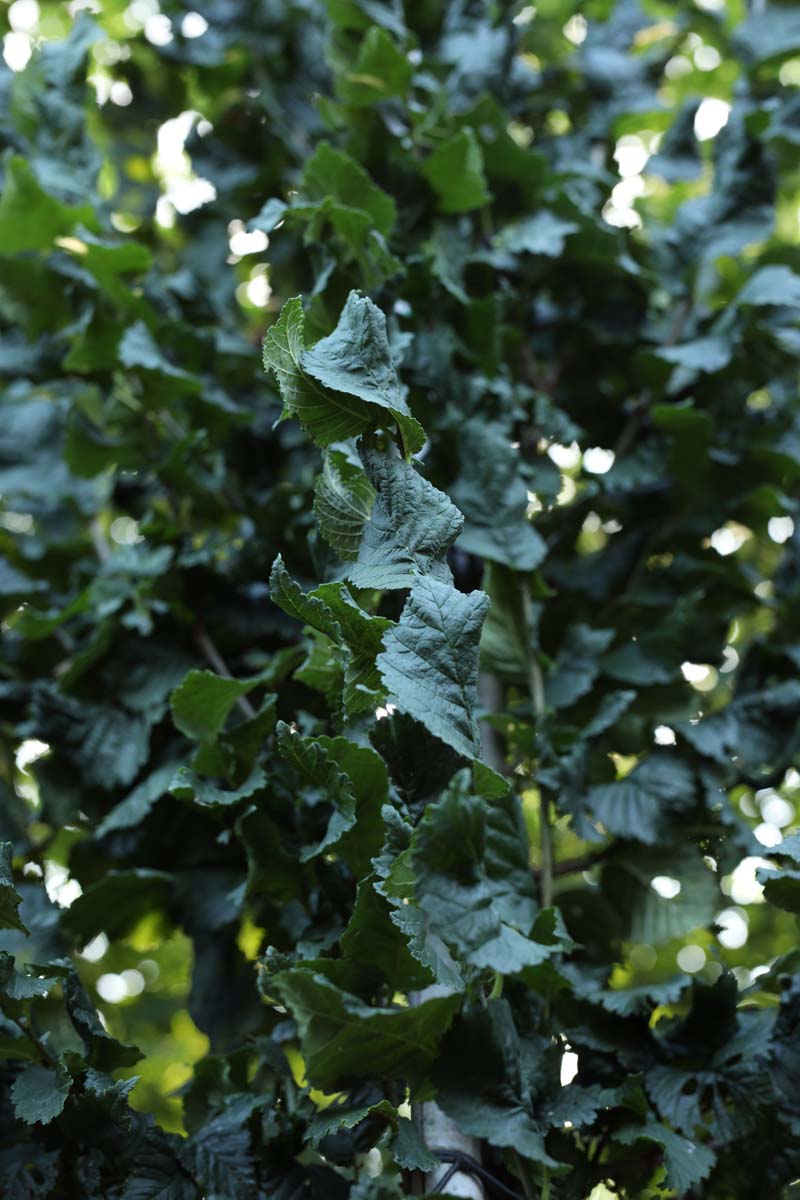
(677, 944, 706, 973)
(548, 441, 581, 469)
(169, 177, 216, 214)
(3, 31, 32, 71)
(556, 475, 577, 505)
(694, 0, 724, 10)
(110, 80, 133, 106)
(779, 58, 800, 86)
(614, 136, 649, 178)
(181, 10, 208, 37)
(710, 522, 750, 556)
(665, 54, 692, 80)
(513, 4, 537, 25)
(761, 796, 794, 827)
(121, 968, 146, 996)
(375, 703, 398, 721)
(560, 1049, 579, 1085)
(716, 907, 748, 949)
(720, 645, 739, 674)
(15, 739, 49, 771)
(754, 821, 782, 848)
(196, 117, 213, 137)
(681, 662, 717, 692)
(155, 195, 175, 228)
(694, 44, 721, 71)
(9, 0, 39, 32)
(651, 875, 681, 899)
(110, 516, 141, 545)
(583, 447, 615, 475)
(526, 491, 543, 518)
(364, 1149, 382, 1178)
(144, 12, 173, 44)
(694, 97, 730, 142)
(654, 725, 676, 746)
(44, 863, 82, 908)
(563, 14, 587, 45)
(92, 74, 112, 105)
(244, 271, 272, 308)
(81, 933, 109, 962)
(229, 228, 269, 256)
(768, 516, 794, 544)
(97, 973, 128, 1004)
(727, 857, 769, 905)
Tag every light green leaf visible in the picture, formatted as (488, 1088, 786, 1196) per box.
(0, 156, 96, 252)
(378, 576, 489, 759)
(348, 446, 463, 589)
(170, 669, 266, 743)
(339, 27, 413, 105)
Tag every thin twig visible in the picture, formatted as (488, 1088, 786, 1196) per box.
(193, 624, 256, 719)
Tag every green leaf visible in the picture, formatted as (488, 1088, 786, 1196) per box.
(588, 753, 695, 845)
(63, 869, 171, 942)
(377, 576, 489, 759)
(734, 10, 800, 65)
(615, 1122, 715, 1194)
(300, 141, 396, 236)
(412, 781, 548, 973)
(270, 556, 390, 715)
(451, 421, 545, 571)
(545, 624, 615, 709)
(169, 765, 267, 810)
(339, 27, 413, 105)
(738, 264, 800, 307)
(0, 157, 96, 252)
(435, 1000, 558, 1166)
(0, 844, 27, 935)
(170, 669, 265, 743)
(394, 1115, 439, 1171)
(270, 970, 459, 1089)
(10, 1064, 70, 1126)
(348, 445, 463, 589)
(302, 293, 424, 455)
(495, 211, 578, 257)
(602, 847, 719, 944)
(314, 450, 376, 560)
(422, 128, 490, 214)
(96, 760, 181, 836)
(275, 722, 358, 860)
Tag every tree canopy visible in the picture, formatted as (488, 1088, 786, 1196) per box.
(2, 0, 800, 1197)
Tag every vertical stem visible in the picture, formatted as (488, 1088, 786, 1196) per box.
(511, 1149, 537, 1200)
(520, 580, 554, 911)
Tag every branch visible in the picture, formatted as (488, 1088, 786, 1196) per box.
(193, 624, 256, 719)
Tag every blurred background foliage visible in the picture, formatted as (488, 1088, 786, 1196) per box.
(3, 0, 800, 1195)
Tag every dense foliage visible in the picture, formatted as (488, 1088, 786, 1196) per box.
(3, 0, 800, 1195)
